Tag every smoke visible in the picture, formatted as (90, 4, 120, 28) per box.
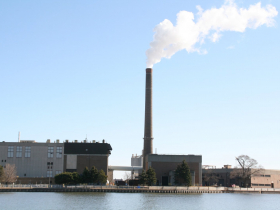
(146, 0, 278, 68)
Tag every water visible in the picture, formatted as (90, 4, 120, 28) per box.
(0, 192, 279, 210)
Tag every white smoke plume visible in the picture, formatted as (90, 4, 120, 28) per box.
(146, 0, 278, 68)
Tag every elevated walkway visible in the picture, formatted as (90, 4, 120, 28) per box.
(108, 166, 142, 171)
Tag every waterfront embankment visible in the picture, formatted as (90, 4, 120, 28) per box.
(1, 185, 280, 194)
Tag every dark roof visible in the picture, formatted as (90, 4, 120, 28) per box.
(64, 142, 112, 155)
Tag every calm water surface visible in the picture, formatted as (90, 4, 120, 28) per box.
(0, 192, 279, 210)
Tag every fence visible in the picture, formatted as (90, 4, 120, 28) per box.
(0, 184, 279, 193)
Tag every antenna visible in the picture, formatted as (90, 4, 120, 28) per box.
(18, 131, 20, 142)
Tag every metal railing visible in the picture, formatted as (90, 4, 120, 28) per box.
(1, 184, 279, 192)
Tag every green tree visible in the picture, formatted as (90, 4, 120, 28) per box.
(0, 165, 4, 182)
(97, 169, 107, 185)
(82, 167, 91, 183)
(174, 160, 192, 186)
(146, 167, 157, 186)
(139, 170, 148, 185)
(90, 166, 99, 183)
(55, 172, 75, 185)
(72, 172, 81, 184)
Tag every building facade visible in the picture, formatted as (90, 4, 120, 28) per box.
(202, 165, 280, 188)
(0, 139, 112, 184)
(146, 154, 202, 186)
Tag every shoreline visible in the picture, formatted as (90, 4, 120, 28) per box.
(0, 186, 279, 194)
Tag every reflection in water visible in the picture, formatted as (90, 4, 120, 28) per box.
(0, 192, 279, 210)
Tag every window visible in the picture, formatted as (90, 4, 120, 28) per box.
(56, 170, 61, 175)
(47, 170, 53, 177)
(252, 184, 258, 186)
(8, 146, 14, 157)
(56, 147, 62, 158)
(48, 147, 54, 158)
(47, 162, 53, 169)
(264, 175, 271, 177)
(25, 147, 31, 157)
(265, 184, 271, 186)
(16, 146, 22, 158)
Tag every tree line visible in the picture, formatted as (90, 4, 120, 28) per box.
(54, 166, 107, 185)
(139, 160, 192, 186)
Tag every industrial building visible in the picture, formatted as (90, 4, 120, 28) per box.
(202, 165, 280, 188)
(131, 154, 143, 178)
(141, 68, 202, 186)
(0, 139, 112, 184)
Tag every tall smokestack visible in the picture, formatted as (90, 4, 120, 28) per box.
(143, 68, 153, 170)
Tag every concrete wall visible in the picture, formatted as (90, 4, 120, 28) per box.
(107, 169, 113, 184)
(17, 177, 55, 184)
(0, 142, 64, 178)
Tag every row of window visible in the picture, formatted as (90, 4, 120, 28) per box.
(252, 184, 271, 186)
(7, 146, 62, 158)
(8, 146, 30, 158)
(252, 174, 271, 177)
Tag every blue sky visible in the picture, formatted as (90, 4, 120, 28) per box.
(1, 0, 279, 178)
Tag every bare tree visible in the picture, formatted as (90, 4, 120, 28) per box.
(0, 165, 4, 182)
(123, 172, 131, 185)
(230, 155, 263, 187)
(203, 169, 219, 186)
(3, 164, 17, 184)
